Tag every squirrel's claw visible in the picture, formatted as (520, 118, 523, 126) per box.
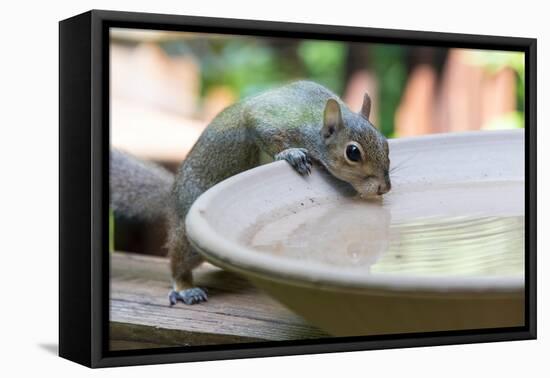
(275, 148, 312, 176)
(169, 287, 208, 306)
(169, 290, 179, 306)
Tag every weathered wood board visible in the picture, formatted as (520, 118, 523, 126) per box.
(110, 252, 328, 350)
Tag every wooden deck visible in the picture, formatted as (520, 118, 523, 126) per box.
(110, 252, 328, 350)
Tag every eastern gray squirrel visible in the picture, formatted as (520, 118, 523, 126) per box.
(111, 81, 391, 305)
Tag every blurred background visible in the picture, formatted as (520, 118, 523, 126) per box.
(110, 28, 524, 255)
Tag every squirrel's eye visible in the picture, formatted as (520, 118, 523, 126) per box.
(345, 144, 362, 162)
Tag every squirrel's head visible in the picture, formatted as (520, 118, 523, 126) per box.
(320, 94, 391, 198)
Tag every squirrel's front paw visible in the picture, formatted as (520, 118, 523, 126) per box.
(275, 148, 312, 175)
(169, 287, 208, 306)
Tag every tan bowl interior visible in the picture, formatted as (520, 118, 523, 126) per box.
(186, 130, 525, 336)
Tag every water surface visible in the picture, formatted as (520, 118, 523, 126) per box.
(242, 181, 524, 277)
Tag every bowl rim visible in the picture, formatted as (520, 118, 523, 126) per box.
(186, 130, 525, 294)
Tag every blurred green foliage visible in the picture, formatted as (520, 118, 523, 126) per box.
(162, 37, 524, 136)
(164, 37, 408, 137)
(467, 51, 524, 104)
(466, 50, 525, 129)
(484, 111, 524, 131)
(200, 40, 286, 98)
(297, 41, 347, 94)
(370, 45, 407, 137)
(195, 39, 347, 98)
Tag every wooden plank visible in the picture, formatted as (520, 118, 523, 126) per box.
(110, 321, 262, 350)
(110, 252, 328, 350)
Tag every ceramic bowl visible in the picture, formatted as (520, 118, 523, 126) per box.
(186, 130, 525, 336)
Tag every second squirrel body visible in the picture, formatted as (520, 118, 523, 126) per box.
(111, 80, 391, 305)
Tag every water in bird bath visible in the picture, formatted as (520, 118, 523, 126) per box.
(241, 180, 524, 277)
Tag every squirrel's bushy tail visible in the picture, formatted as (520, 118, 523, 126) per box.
(110, 149, 174, 220)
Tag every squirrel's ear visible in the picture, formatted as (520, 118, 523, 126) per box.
(361, 92, 372, 120)
(322, 99, 343, 140)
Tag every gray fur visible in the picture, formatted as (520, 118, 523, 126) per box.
(111, 81, 391, 305)
(110, 149, 174, 220)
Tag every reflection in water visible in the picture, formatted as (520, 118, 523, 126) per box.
(372, 215, 524, 276)
(243, 198, 524, 277)
(245, 200, 391, 268)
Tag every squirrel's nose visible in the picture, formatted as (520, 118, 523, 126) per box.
(377, 180, 391, 195)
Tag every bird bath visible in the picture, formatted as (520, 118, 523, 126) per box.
(186, 130, 525, 336)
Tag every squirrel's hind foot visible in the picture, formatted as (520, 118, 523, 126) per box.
(275, 148, 312, 175)
(169, 287, 208, 306)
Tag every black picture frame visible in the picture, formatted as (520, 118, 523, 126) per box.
(59, 9, 537, 368)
